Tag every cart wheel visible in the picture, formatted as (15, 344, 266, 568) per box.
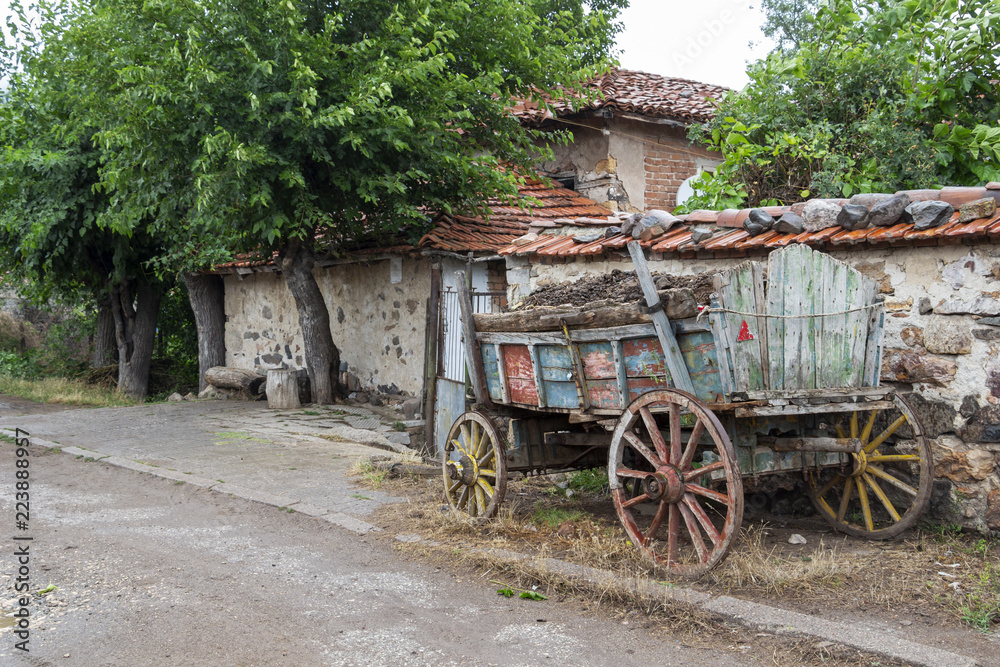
(608, 389, 743, 577)
(442, 412, 507, 519)
(808, 394, 934, 538)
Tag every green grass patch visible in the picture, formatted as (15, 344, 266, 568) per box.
(529, 507, 586, 529)
(301, 410, 320, 416)
(213, 430, 269, 445)
(0, 376, 136, 407)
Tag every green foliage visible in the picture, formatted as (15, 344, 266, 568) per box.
(153, 281, 199, 390)
(682, 0, 1000, 210)
(566, 468, 608, 495)
(530, 507, 585, 528)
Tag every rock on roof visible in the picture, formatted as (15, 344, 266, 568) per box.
(511, 67, 729, 126)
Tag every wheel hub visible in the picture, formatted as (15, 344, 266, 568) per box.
(446, 454, 478, 486)
(849, 449, 869, 478)
(643, 467, 685, 504)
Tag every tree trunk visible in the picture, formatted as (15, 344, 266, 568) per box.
(266, 369, 301, 409)
(279, 239, 339, 404)
(111, 279, 161, 399)
(92, 295, 117, 367)
(182, 273, 227, 393)
(204, 366, 265, 396)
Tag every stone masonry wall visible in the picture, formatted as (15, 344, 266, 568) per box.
(508, 244, 1000, 534)
(224, 256, 432, 396)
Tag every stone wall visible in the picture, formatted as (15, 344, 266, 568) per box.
(508, 243, 1000, 534)
(224, 256, 432, 396)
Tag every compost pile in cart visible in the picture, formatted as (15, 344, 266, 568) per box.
(517, 269, 715, 309)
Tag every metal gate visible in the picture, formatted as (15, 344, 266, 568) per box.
(433, 262, 504, 455)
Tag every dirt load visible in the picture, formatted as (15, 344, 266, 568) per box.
(519, 270, 716, 309)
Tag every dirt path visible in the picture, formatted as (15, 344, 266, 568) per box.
(0, 394, 82, 418)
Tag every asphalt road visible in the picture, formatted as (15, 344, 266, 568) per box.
(0, 447, 746, 667)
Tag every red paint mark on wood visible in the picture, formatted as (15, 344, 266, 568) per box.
(507, 377, 539, 405)
(502, 344, 535, 379)
(736, 321, 754, 342)
(586, 379, 622, 408)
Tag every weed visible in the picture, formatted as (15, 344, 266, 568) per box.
(217, 479, 224, 483)
(0, 433, 15, 445)
(347, 458, 388, 490)
(566, 468, 608, 495)
(0, 376, 135, 407)
(392, 421, 407, 432)
(301, 410, 320, 416)
(83, 457, 94, 462)
(174, 481, 184, 485)
(351, 494, 371, 500)
(530, 507, 585, 529)
(213, 431, 269, 445)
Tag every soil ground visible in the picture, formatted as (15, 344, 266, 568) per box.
(364, 469, 1000, 667)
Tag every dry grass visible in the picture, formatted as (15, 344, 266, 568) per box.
(0, 311, 41, 349)
(0, 376, 135, 407)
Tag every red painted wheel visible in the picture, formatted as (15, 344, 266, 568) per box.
(608, 390, 743, 577)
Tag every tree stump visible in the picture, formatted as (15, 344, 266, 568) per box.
(266, 369, 301, 409)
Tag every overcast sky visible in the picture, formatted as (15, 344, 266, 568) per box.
(1, 0, 771, 90)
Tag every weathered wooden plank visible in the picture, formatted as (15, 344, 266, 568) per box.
(863, 297, 885, 387)
(751, 262, 770, 389)
(765, 249, 785, 388)
(528, 344, 547, 408)
(627, 241, 696, 394)
(714, 259, 766, 391)
(729, 386, 894, 402)
(611, 339, 628, 410)
(735, 399, 894, 418)
(493, 343, 509, 404)
(456, 272, 493, 407)
(707, 294, 736, 397)
(503, 344, 538, 405)
(480, 344, 504, 402)
(476, 322, 707, 347)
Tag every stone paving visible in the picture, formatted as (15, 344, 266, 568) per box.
(0, 399, 420, 533)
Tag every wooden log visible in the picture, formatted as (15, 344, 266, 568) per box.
(455, 271, 493, 408)
(205, 366, 266, 396)
(627, 241, 695, 394)
(473, 290, 696, 333)
(266, 369, 301, 409)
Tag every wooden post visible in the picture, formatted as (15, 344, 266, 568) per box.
(266, 369, 301, 409)
(627, 242, 696, 395)
(423, 266, 441, 455)
(455, 271, 493, 409)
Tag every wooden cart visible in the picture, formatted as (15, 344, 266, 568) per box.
(442, 242, 934, 576)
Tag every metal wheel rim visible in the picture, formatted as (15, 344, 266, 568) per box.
(807, 394, 934, 539)
(608, 389, 743, 577)
(442, 411, 507, 519)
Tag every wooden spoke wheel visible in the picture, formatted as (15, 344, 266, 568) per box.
(442, 412, 507, 519)
(608, 390, 743, 577)
(808, 394, 934, 538)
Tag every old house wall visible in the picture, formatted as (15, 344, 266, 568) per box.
(508, 244, 1000, 533)
(534, 117, 719, 214)
(224, 256, 431, 396)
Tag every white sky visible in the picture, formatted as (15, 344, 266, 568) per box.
(1, 0, 771, 90)
(617, 0, 772, 89)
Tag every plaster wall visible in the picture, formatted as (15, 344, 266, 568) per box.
(224, 256, 431, 396)
(512, 244, 1000, 533)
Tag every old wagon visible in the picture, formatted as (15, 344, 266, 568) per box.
(442, 241, 934, 576)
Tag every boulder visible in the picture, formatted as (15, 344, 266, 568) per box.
(773, 211, 805, 235)
(748, 208, 775, 230)
(168, 392, 184, 402)
(903, 200, 954, 230)
(880, 348, 957, 386)
(957, 197, 997, 223)
(849, 193, 892, 208)
(837, 203, 869, 230)
(743, 218, 766, 237)
(801, 199, 842, 232)
(986, 490, 1000, 531)
(402, 397, 421, 420)
(690, 226, 714, 244)
(572, 232, 603, 244)
(923, 317, 973, 354)
(868, 193, 911, 227)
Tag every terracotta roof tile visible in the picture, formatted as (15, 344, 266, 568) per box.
(511, 67, 728, 126)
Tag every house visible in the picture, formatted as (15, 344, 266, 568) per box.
(511, 67, 727, 213)
(498, 186, 1000, 535)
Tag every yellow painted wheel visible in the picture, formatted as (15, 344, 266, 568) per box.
(442, 412, 507, 519)
(808, 394, 934, 538)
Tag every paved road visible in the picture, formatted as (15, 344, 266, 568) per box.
(0, 447, 744, 666)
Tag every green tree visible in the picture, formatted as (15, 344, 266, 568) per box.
(0, 0, 168, 398)
(682, 0, 1000, 211)
(67, 0, 623, 403)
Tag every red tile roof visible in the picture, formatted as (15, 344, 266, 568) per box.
(511, 67, 728, 126)
(500, 188, 1000, 259)
(214, 175, 611, 269)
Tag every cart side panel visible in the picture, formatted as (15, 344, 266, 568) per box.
(623, 335, 724, 404)
(537, 345, 581, 409)
(578, 342, 623, 408)
(480, 344, 505, 402)
(502, 344, 539, 405)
